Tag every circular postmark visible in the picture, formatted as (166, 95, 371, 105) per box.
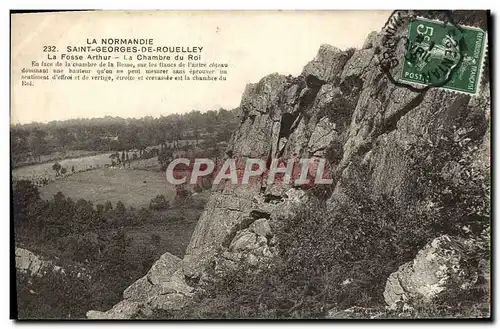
(377, 10, 484, 94)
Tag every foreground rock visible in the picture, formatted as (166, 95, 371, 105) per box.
(15, 247, 73, 277)
(383, 235, 481, 308)
(15, 248, 51, 277)
(87, 251, 192, 319)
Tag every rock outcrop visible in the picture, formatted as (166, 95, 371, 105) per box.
(15, 248, 52, 277)
(88, 11, 490, 318)
(87, 251, 191, 319)
(383, 235, 479, 308)
(15, 247, 92, 284)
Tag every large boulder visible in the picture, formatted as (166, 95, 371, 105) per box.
(383, 235, 480, 308)
(147, 252, 181, 285)
(87, 251, 189, 319)
(15, 247, 71, 277)
(15, 248, 47, 276)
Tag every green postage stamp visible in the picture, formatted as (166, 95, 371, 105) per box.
(400, 17, 487, 94)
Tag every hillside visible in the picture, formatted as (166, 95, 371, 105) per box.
(85, 11, 491, 319)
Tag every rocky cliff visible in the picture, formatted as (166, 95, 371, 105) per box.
(87, 12, 490, 319)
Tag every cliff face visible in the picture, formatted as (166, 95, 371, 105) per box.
(88, 13, 490, 319)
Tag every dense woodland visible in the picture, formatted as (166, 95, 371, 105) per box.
(11, 108, 239, 167)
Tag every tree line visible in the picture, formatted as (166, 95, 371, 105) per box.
(11, 108, 239, 166)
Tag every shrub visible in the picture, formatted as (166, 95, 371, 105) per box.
(151, 234, 162, 247)
(115, 201, 126, 216)
(104, 200, 113, 212)
(137, 207, 152, 223)
(96, 203, 104, 214)
(406, 124, 490, 237)
(52, 162, 62, 176)
(149, 195, 170, 211)
(185, 191, 433, 319)
(174, 187, 192, 203)
(180, 122, 491, 319)
(16, 270, 94, 319)
(12, 180, 41, 223)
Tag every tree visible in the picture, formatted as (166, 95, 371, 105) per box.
(138, 208, 151, 223)
(52, 162, 62, 176)
(11, 129, 30, 155)
(96, 203, 104, 214)
(151, 234, 162, 247)
(72, 199, 98, 232)
(116, 201, 126, 216)
(104, 201, 113, 212)
(54, 127, 75, 147)
(158, 149, 173, 170)
(30, 129, 49, 161)
(149, 195, 169, 211)
(12, 180, 41, 222)
(109, 153, 117, 166)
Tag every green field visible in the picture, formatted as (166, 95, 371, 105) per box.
(39, 167, 176, 208)
(12, 152, 114, 181)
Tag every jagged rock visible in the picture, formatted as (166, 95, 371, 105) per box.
(241, 73, 288, 116)
(86, 310, 107, 320)
(229, 229, 267, 253)
(302, 44, 351, 83)
(147, 293, 187, 312)
(123, 276, 152, 302)
(231, 74, 289, 158)
(271, 188, 308, 221)
(383, 235, 479, 308)
(215, 253, 240, 273)
(340, 48, 375, 83)
(147, 252, 181, 285)
(14, 247, 68, 277)
(249, 218, 272, 238)
(15, 248, 46, 276)
(87, 300, 142, 320)
(308, 117, 337, 155)
(158, 269, 194, 296)
(182, 184, 260, 278)
(362, 31, 379, 49)
(222, 251, 242, 262)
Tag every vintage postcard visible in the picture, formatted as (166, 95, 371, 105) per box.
(11, 10, 491, 320)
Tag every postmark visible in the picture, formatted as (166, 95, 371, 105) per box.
(401, 17, 486, 94)
(378, 10, 487, 95)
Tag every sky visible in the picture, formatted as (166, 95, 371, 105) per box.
(11, 10, 391, 124)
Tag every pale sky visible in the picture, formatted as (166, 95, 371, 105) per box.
(11, 10, 390, 124)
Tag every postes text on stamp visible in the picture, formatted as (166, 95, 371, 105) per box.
(400, 17, 486, 94)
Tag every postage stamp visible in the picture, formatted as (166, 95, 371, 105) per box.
(400, 17, 487, 94)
